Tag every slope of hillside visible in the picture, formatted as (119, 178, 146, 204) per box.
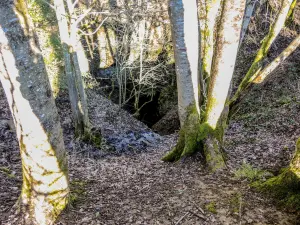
(0, 82, 299, 224)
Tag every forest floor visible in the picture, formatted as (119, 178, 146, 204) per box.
(0, 64, 300, 225)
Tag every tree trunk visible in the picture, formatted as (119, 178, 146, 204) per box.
(0, 1, 69, 224)
(27, 0, 65, 97)
(162, 0, 201, 162)
(203, 0, 246, 171)
(163, 0, 245, 171)
(239, 0, 257, 46)
(253, 34, 300, 84)
(68, 4, 91, 137)
(229, 0, 294, 110)
(202, 0, 222, 90)
(169, 0, 200, 125)
(53, 0, 92, 138)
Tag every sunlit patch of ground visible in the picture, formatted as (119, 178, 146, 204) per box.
(0, 85, 298, 224)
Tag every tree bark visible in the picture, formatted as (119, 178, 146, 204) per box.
(0, 0, 69, 224)
(203, 0, 246, 171)
(27, 0, 64, 97)
(253, 34, 300, 84)
(168, 0, 200, 125)
(202, 0, 222, 90)
(161, 0, 201, 162)
(239, 0, 257, 46)
(229, 0, 294, 110)
(53, 0, 92, 138)
(163, 0, 246, 171)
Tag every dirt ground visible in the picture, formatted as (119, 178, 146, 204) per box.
(1, 77, 300, 224)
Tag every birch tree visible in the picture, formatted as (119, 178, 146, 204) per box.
(53, 0, 93, 139)
(229, 0, 295, 111)
(201, 0, 222, 90)
(162, 0, 246, 171)
(239, 0, 257, 46)
(163, 0, 297, 171)
(252, 34, 300, 84)
(0, 0, 69, 224)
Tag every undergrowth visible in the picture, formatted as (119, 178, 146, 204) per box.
(234, 163, 273, 182)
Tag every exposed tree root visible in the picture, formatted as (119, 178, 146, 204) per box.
(204, 134, 226, 172)
(162, 112, 226, 171)
(162, 112, 201, 162)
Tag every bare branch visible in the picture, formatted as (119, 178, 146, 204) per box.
(78, 17, 108, 36)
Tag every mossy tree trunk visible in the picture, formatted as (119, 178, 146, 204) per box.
(229, 0, 295, 112)
(0, 0, 69, 224)
(201, 0, 246, 171)
(291, 138, 300, 177)
(27, 0, 65, 97)
(256, 138, 300, 209)
(53, 0, 95, 140)
(163, 0, 245, 171)
(201, 0, 221, 91)
(161, 0, 201, 162)
(252, 34, 300, 84)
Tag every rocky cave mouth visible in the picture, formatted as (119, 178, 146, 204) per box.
(93, 65, 180, 135)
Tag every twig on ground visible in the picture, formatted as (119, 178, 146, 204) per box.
(188, 210, 206, 221)
(175, 212, 189, 225)
(239, 194, 243, 225)
(187, 199, 205, 214)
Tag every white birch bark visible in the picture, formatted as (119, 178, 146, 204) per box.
(230, 0, 294, 107)
(53, 0, 91, 136)
(253, 34, 300, 84)
(0, 1, 69, 224)
(206, 0, 246, 129)
(169, 0, 200, 125)
(199, 0, 246, 171)
(202, 0, 222, 85)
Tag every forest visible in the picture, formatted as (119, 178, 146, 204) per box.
(0, 0, 299, 224)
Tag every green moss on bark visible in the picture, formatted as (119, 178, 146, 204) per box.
(253, 138, 300, 210)
(204, 134, 226, 172)
(162, 105, 203, 162)
(253, 169, 300, 210)
(27, 0, 65, 96)
(162, 105, 226, 172)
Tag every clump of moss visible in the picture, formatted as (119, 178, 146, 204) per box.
(252, 169, 300, 211)
(234, 163, 273, 182)
(69, 180, 88, 207)
(89, 128, 102, 148)
(0, 167, 16, 179)
(205, 201, 217, 214)
(229, 192, 243, 214)
(82, 127, 102, 149)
